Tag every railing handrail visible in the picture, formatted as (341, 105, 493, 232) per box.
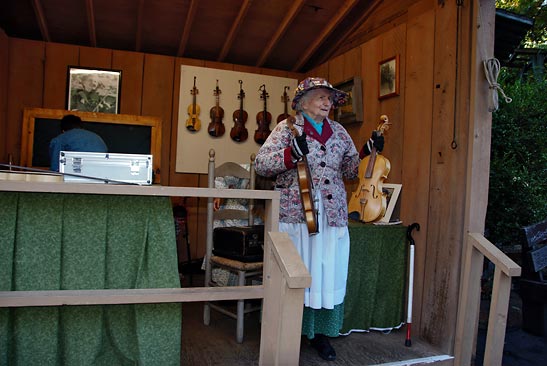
(454, 232, 521, 366)
(468, 232, 521, 276)
(0, 180, 310, 365)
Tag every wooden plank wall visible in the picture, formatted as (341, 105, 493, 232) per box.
(0, 29, 8, 163)
(1, 38, 302, 266)
(308, 0, 478, 353)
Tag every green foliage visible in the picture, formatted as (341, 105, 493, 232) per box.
(497, 0, 547, 49)
(485, 75, 547, 247)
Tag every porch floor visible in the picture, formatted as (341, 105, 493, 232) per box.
(179, 271, 449, 366)
(180, 301, 451, 366)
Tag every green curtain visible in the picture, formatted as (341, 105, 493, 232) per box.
(0, 192, 182, 366)
(342, 222, 407, 333)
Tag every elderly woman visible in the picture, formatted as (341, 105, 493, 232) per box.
(255, 77, 383, 361)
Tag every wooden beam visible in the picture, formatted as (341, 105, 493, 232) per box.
(135, 0, 145, 51)
(30, 0, 50, 42)
(291, 0, 359, 72)
(255, 0, 305, 67)
(468, 233, 521, 277)
(85, 0, 97, 47)
(315, 0, 383, 67)
(177, 0, 199, 57)
(217, 0, 253, 62)
(0, 286, 264, 307)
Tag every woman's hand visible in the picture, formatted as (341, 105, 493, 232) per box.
(291, 133, 309, 161)
(213, 198, 222, 211)
(360, 132, 384, 157)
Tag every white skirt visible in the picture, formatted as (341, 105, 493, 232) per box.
(279, 194, 350, 309)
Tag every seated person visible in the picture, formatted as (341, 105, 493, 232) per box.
(49, 114, 108, 171)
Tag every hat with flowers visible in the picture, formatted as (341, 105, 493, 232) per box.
(291, 77, 347, 110)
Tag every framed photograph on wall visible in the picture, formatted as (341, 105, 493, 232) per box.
(67, 66, 122, 114)
(379, 183, 402, 223)
(378, 55, 399, 100)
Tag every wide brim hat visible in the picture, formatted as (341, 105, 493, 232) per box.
(291, 77, 348, 110)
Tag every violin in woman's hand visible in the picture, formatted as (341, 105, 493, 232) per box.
(186, 76, 201, 132)
(254, 84, 271, 144)
(348, 115, 392, 223)
(208, 79, 225, 137)
(230, 80, 248, 142)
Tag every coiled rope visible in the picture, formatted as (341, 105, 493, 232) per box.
(483, 58, 512, 112)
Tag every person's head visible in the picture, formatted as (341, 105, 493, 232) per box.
(291, 77, 347, 119)
(81, 75, 99, 92)
(61, 114, 83, 132)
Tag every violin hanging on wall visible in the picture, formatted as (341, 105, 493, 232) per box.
(186, 76, 201, 132)
(254, 84, 272, 145)
(276, 86, 291, 123)
(230, 80, 248, 142)
(348, 115, 392, 223)
(208, 79, 225, 137)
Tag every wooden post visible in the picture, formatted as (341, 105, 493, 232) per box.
(454, 236, 485, 365)
(483, 267, 512, 365)
(259, 232, 311, 365)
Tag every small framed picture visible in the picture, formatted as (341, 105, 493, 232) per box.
(378, 55, 399, 100)
(379, 183, 402, 223)
(333, 76, 363, 125)
(67, 66, 122, 114)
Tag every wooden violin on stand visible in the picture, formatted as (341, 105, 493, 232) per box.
(276, 86, 291, 123)
(287, 116, 318, 235)
(186, 76, 201, 132)
(254, 84, 272, 144)
(348, 115, 392, 223)
(230, 80, 248, 142)
(208, 79, 225, 137)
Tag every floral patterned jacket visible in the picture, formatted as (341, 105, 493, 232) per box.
(255, 114, 359, 227)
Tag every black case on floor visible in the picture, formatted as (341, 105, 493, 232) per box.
(213, 225, 264, 262)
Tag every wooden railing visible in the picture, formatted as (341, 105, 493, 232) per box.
(454, 232, 521, 366)
(0, 180, 311, 366)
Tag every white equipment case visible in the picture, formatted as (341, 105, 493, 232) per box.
(59, 151, 153, 185)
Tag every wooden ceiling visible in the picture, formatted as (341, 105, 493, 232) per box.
(0, 0, 378, 73)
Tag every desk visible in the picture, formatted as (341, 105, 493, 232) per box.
(0, 192, 181, 365)
(342, 221, 407, 333)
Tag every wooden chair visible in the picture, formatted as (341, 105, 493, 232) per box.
(203, 149, 263, 343)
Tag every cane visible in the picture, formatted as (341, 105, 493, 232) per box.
(405, 223, 420, 347)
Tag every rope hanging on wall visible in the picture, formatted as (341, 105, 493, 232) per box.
(483, 58, 512, 112)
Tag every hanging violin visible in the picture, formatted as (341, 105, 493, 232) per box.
(348, 115, 392, 223)
(208, 79, 225, 138)
(276, 86, 291, 123)
(186, 76, 201, 132)
(287, 116, 319, 235)
(254, 84, 272, 144)
(230, 80, 248, 142)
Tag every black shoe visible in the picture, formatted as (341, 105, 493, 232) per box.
(310, 334, 336, 361)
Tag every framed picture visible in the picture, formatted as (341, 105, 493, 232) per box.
(379, 183, 402, 223)
(333, 76, 363, 125)
(378, 55, 399, 99)
(67, 66, 122, 114)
